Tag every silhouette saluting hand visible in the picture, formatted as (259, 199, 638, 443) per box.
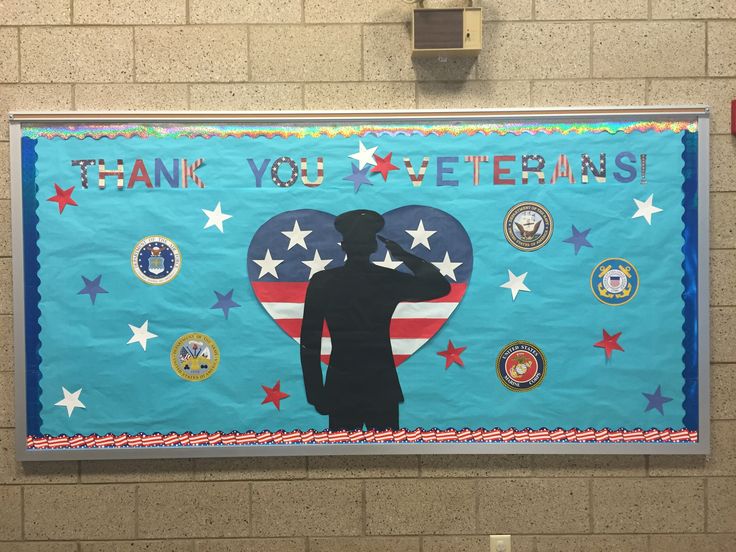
(377, 235, 412, 262)
(377, 234, 447, 283)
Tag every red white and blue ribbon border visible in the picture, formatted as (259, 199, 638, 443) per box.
(27, 427, 698, 449)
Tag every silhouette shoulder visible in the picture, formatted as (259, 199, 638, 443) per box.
(307, 266, 344, 288)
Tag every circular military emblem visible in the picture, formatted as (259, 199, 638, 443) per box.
(170, 333, 220, 382)
(131, 235, 181, 285)
(503, 202, 553, 251)
(496, 341, 546, 392)
(591, 257, 639, 306)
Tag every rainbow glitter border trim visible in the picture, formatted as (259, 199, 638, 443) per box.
(22, 120, 697, 141)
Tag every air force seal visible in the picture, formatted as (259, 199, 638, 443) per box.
(496, 341, 546, 391)
(170, 333, 220, 382)
(591, 258, 639, 306)
(503, 202, 553, 251)
(131, 235, 181, 285)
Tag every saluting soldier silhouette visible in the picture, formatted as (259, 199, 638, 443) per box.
(300, 209, 451, 431)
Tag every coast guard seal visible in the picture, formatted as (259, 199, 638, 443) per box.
(503, 202, 553, 251)
(131, 235, 181, 285)
(591, 258, 639, 306)
(170, 332, 220, 382)
(496, 340, 546, 392)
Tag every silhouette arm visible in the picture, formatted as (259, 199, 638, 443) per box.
(300, 276, 327, 411)
(384, 240, 451, 302)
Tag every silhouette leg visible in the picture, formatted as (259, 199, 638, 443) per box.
(364, 403, 399, 431)
(329, 409, 364, 431)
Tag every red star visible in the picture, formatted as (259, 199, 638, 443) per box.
(594, 329, 624, 360)
(371, 152, 399, 181)
(437, 339, 467, 369)
(47, 184, 78, 214)
(261, 380, 290, 410)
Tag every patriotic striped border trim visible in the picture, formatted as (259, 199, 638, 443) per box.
(26, 428, 698, 449)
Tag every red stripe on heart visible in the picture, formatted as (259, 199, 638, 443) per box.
(252, 281, 308, 302)
(252, 281, 467, 303)
(254, 283, 467, 367)
(275, 317, 451, 339)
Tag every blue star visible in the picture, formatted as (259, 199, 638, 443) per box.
(342, 163, 372, 193)
(642, 385, 673, 415)
(211, 289, 241, 320)
(78, 275, 108, 305)
(563, 225, 592, 255)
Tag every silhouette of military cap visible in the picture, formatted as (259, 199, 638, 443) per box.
(334, 210, 385, 244)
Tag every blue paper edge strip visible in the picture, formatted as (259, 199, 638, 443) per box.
(21, 136, 43, 437)
(681, 130, 699, 431)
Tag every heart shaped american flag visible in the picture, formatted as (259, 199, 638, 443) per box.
(247, 205, 473, 366)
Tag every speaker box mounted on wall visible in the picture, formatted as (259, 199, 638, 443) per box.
(412, 7, 482, 56)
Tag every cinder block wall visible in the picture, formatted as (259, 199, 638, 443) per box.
(1, 1, 735, 551)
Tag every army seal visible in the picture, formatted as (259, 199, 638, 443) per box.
(503, 202, 553, 251)
(496, 340, 546, 392)
(170, 333, 220, 382)
(131, 235, 181, 285)
(590, 258, 639, 306)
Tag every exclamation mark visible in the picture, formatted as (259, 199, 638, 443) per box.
(640, 154, 647, 185)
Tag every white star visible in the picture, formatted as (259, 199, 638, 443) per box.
(432, 252, 463, 281)
(348, 140, 378, 170)
(127, 320, 158, 351)
(202, 201, 233, 233)
(302, 249, 333, 279)
(632, 194, 663, 225)
(405, 220, 437, 250)
(281, 220, 312, 250)
(253, 249, 284, 279)
(500, 269, 530, 301)
(55, 387, 86, 418)
(373, 251, 403, 270)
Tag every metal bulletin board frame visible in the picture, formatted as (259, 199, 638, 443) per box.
(10, 107, 710, 459)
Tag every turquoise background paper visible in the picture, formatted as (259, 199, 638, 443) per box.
(26, 122, 690, 437)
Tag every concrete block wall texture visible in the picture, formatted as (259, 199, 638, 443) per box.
(0, 0, 734, 550)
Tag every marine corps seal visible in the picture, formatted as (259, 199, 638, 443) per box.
(131, 235, 181, 285)
(170, 333, 220, 382)
(496, 340, 546, 392)
(503, 202, 553, 251)
(591, 258, 639, 306)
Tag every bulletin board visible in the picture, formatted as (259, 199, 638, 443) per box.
(9, 108, 710, 459)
